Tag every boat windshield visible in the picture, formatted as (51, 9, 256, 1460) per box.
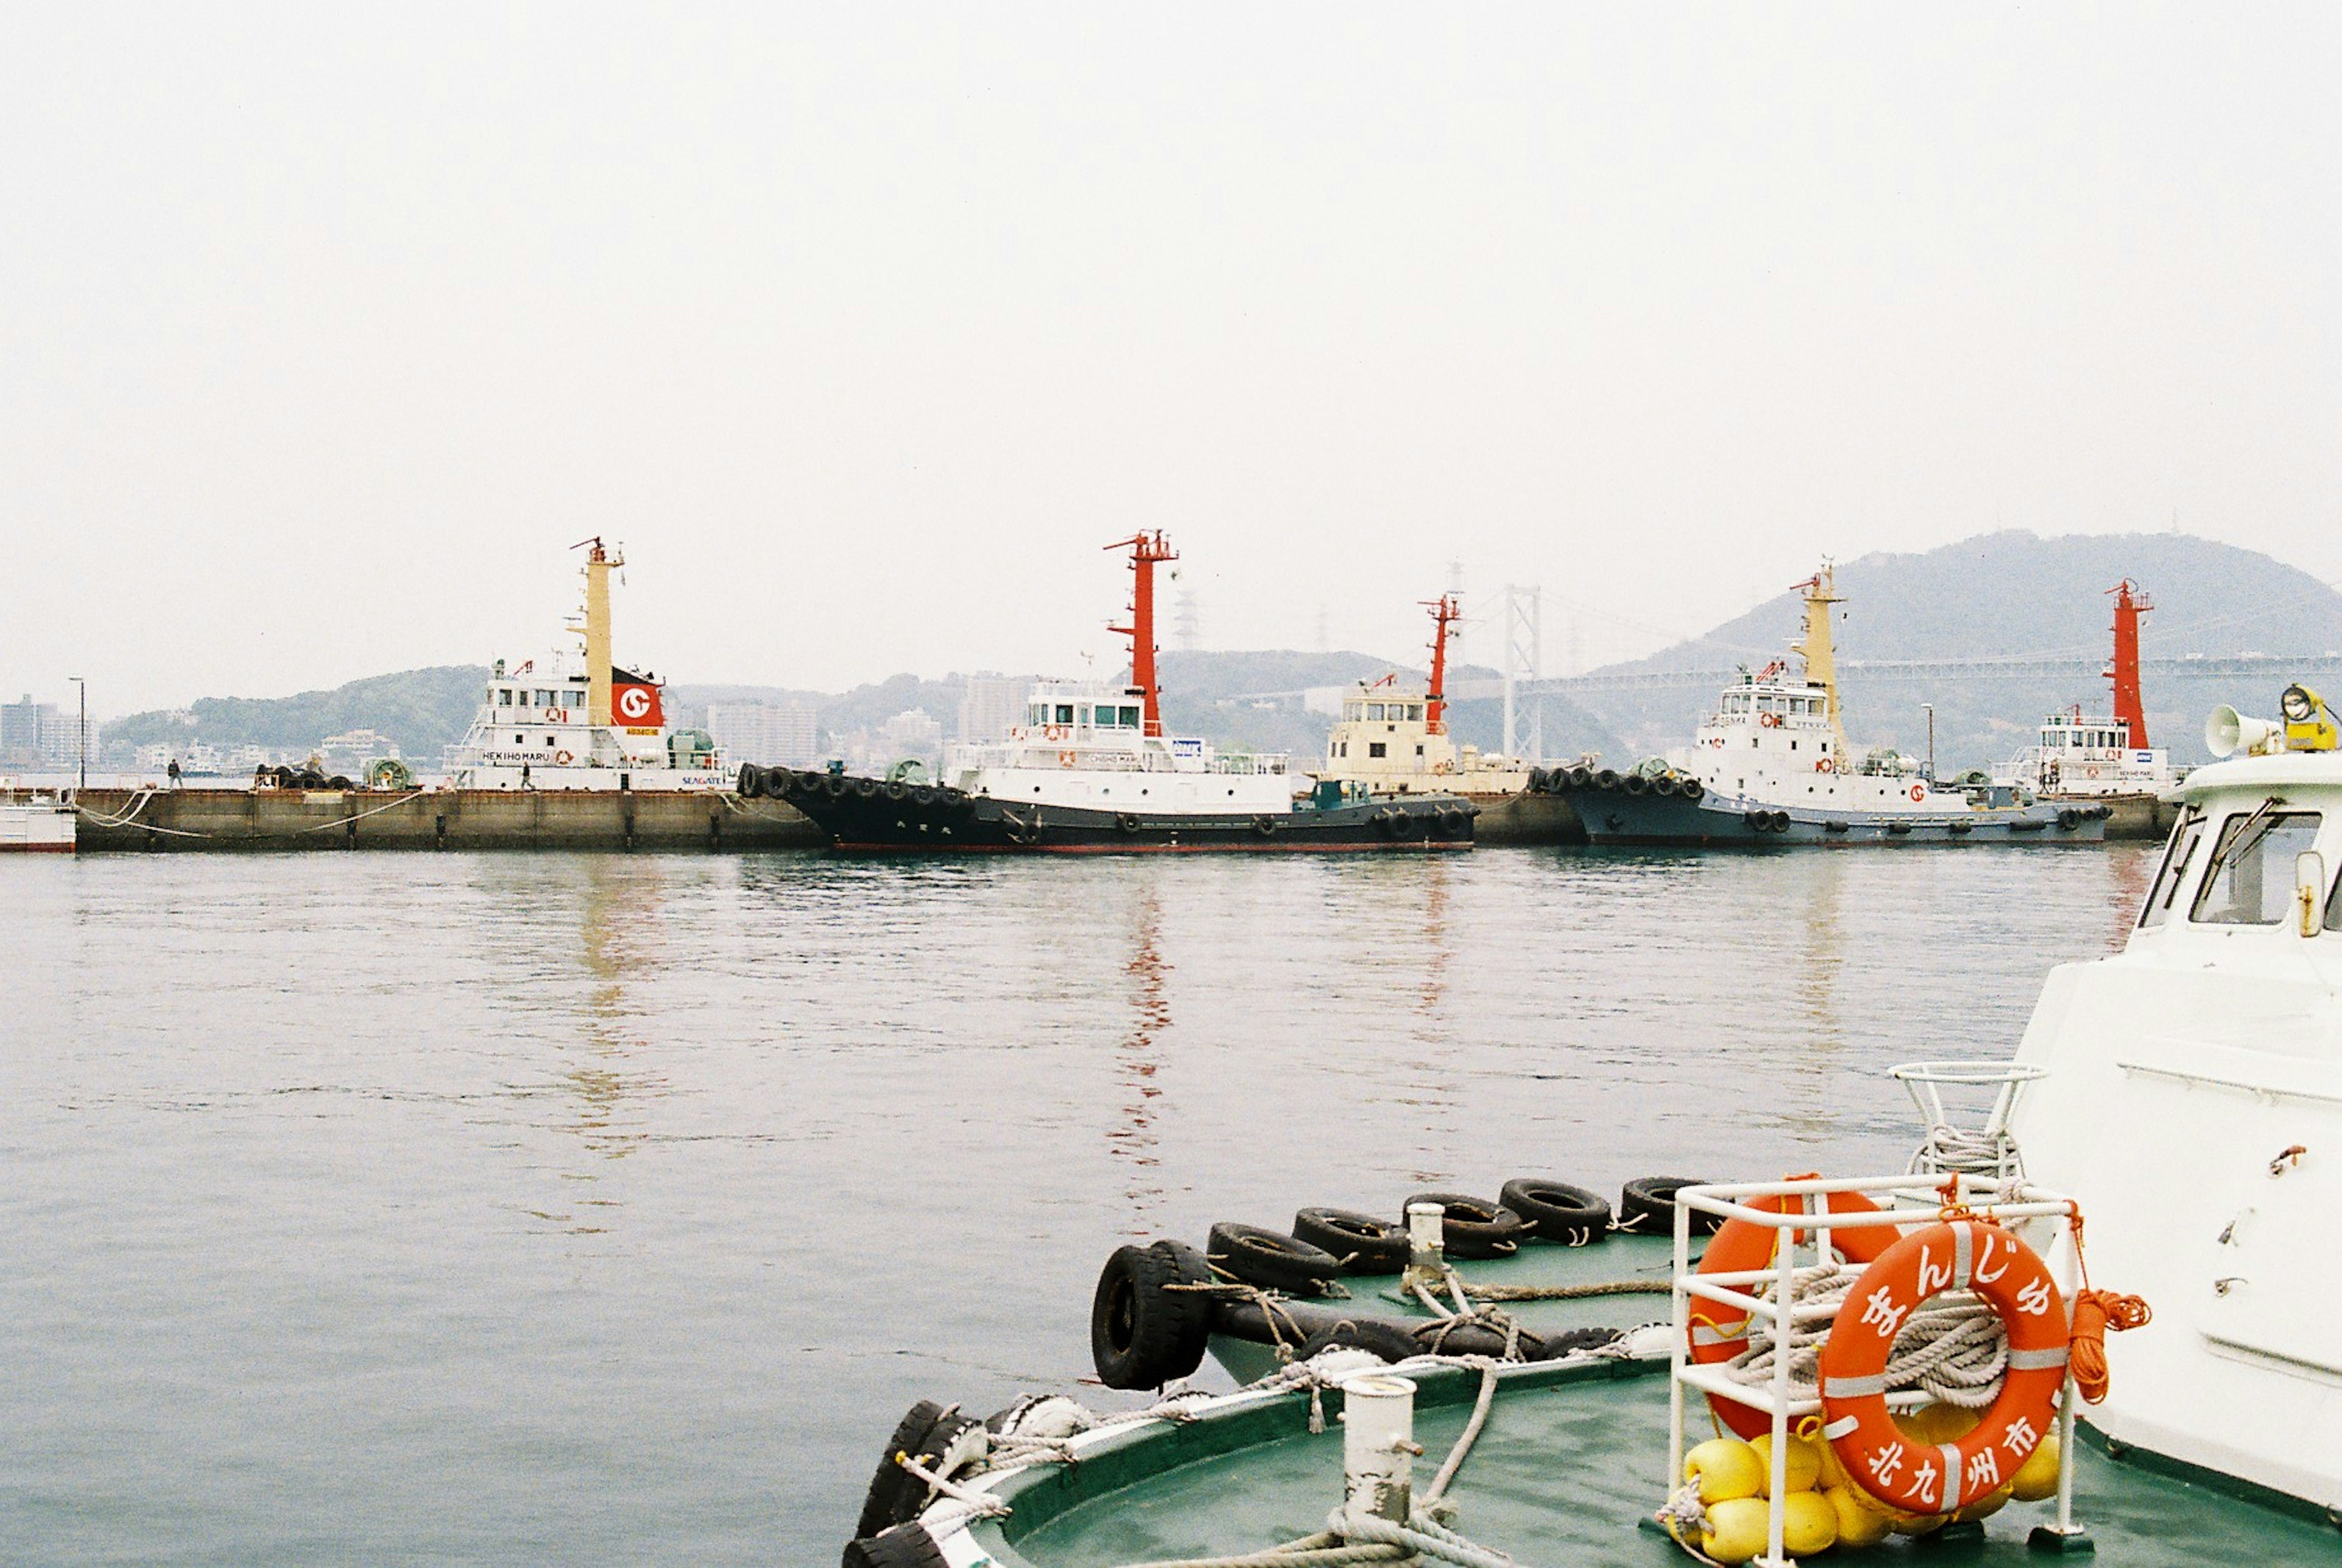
(2190, 809, 2323, 926)
(2137, 809, 2207, 929)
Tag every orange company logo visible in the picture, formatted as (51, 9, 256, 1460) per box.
(616, 687, 654, 720)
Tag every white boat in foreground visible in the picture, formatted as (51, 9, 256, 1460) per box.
(0, 780, 75, 853)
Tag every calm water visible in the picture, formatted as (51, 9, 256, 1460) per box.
(1, 844, 2154, 1565)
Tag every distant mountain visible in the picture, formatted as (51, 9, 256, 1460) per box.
(104, 666, 490, 762)
(1576, 531, 2342, 767)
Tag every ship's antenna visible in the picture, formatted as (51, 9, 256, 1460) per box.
(1105, 531, 1178, 737)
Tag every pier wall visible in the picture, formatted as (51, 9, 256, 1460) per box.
(74, 788, 823, 852)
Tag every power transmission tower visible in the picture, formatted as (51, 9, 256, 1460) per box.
(1174, 588, 1201, 651)
(1502, 584, 1542, 758)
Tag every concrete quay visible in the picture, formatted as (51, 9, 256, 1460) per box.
(73, 787, 823, 852)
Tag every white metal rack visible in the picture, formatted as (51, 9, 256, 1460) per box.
(1667, 1173, 2088, 1566)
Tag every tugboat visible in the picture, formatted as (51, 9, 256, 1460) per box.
(1538, 564, 2107, 846)
(2005, 582, 2183, 836)
(442, 539, 725, 791)
(836, 684, 2342, 1568)
(743, 534, 1473, 852)
(1319, 595, 1538, 799)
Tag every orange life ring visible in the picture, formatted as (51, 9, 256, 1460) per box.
(553, 750, 574, 765)
(1058, 750, 1077, 768)
(1815, 759, 1831, 773)
(1044, 725, 1067, 741)
(1908, 784, 1925, 803)
(1690, 1188, 1899, 1439)
(1760, 712, 1783, 728)
(1820, 1220, 2068, 1516)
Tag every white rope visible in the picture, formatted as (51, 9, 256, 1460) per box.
(1719, 1263, 2010, 1408)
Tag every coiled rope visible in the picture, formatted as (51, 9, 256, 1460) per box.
(1720, 1262, 2012, 1408)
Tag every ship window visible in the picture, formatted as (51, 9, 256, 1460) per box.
(540, 691, 557, 707)
(1120, 706, 1141, 728)
(1408, 704, 1424, 721)
(1416, 745, 1425, 756)
(514, 733, 524, 745)
(1366, 703, 1386, 721)
(2327, 862, 2342, 933)
(518, 690, 532, 707)
(2190, 810, 2323, 926)
(1790, 740, 1798, 751)
(1369, 742, 1387, 758)
(1056, 704, 1075, 725)
(498, 689, 514, 705)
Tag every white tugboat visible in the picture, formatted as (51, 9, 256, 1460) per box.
(743, 534, 1473, 851)
(0, 778, 75, 852)
(1539, 564, 2107, 845)
(2005, 583, 2183, 831)
(443, 540, 725, 792)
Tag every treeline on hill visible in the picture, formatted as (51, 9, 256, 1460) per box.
(96, 532, 2342, 771)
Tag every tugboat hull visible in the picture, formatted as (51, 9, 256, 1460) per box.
(1553, 780, 2108, 846)
(740, 767, 1472, 853)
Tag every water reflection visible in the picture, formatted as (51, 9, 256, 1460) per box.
(555, 859, 674, 1229)
(1109, 887, 1170, 1237)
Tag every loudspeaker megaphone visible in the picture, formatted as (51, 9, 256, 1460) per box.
(2206, 704, 2282, 759)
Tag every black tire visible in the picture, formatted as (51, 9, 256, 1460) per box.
(2057, 808, 2080, 830)
(1528, 767, 1551, 792)
(911, 786, 939, 807)
(1404, 1192, 1526, 1259)
(1617, 1175, 1724, 1236)
(1744, 811, 1767, 831)
(1439, 807, 1470, 834)
(736, 764, 761, 797)
(1498, 1178, 1613, 1245)
(853, 1400, 947, 1541)
(884, 779, 911, 801)
(1253, 815, 1277, 837)
(1569, 765, 1593, 787)
(1681, 777, 1705, 801)
(1621, 773, 1649, 795)
(843, 1522, 948, 1568)
(1089, 1240, 1213, 1389)
(824, 774, 853, 800)
(1208, 1222, 1342, 1295)
(1652, 774, 1680, 797)
(851, 776, 881, 799)
(1593, 768, 1619, 790)
(1292, 1207, 1409, 1275)
(1116, 812, 1141, 834)
(1294, 1318, 1425, 1365)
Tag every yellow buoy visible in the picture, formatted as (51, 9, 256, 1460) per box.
(1894, 1401, 1982, 1445)
(1781, 1489, 1840, 1555)
(1953, 1483, 2014, 1523)
(1684, 1437, 1766, 1504)
(2011, 1434, 2063, 1502)
(1747, 1430, 1823, 1495)
(1699, 1497, 1774, 1566)
(1826, 1485, 1896, 1549)
(1890, 1509, 1950, 1537)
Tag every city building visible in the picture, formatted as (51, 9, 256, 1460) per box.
(957, 673, 1026, 743)
(317, 729, 401, 776)
(1, 694, 96, 771)
(707, 702, 820, 767)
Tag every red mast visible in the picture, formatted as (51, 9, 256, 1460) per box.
(1422, 593, 1461, 736)
(1106, 531, 1178, 737)
(2107, 579, 2153, 748)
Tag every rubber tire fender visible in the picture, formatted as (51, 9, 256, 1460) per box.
(1115, 812, 1141, 834)
(884, 779, 911, 801)
(1498, 1178, 1613, 1244)
(2057, 807, 2080, 830)
(1618, 1175, 1725, 1236)
(1292, 1207, 1410, 1275)
(911, 786, 939, 807)
(1593, 768, 1620, 790)
(1089, 1240, 1214, 1389)
(851, 776, 881, 799)
(1294, 1318, 1427, 1365)
(1403, 1192, 1526, 1259)
(853, 1400, 947, 1540)
(1621, 773, 1649, 795)
(1569, 765, 1593, 788)
(1652, 774, 1680, 797)
(736, 764, 762, 797)
(843, 1522, 949, 1568)
(1207, 1222, 1342, 1295)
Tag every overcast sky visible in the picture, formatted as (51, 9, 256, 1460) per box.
(5, 4, 2339, 715)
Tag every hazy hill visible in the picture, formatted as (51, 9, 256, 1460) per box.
(104, 666, 491, 762)
(1577, 531, 2342, 767)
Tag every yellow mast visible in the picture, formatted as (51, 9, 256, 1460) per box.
(578, 537, 622, 727)
(1791, 562, 1851, 762)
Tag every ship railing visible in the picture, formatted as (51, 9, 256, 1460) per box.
(1667, 1172, 2086, 1565)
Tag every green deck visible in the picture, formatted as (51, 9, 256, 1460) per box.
(962, 1230, 2340, 1567)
